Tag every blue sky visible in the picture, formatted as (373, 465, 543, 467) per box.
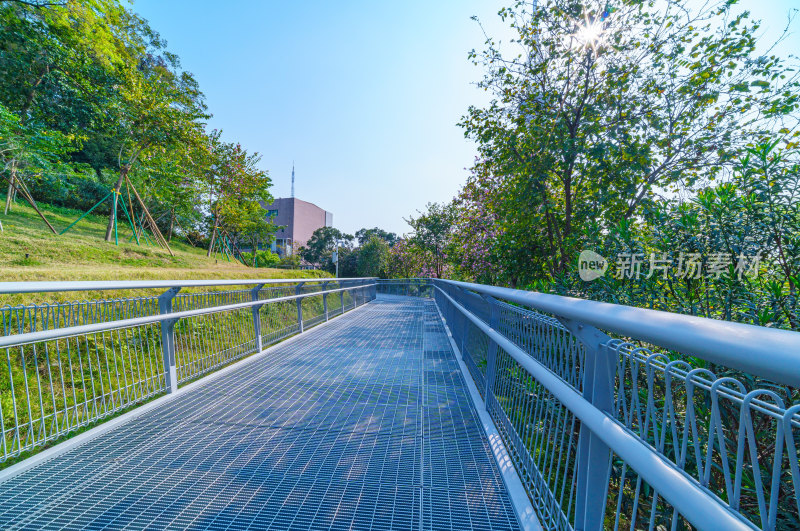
(132, 0, 798, 236)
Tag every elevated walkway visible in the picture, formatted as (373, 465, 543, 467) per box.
(0, 297, 523, 530)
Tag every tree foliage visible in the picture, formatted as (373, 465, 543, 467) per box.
(404, 202, 456, 278)
(459, 0, 800, 286)
(392, 1, 800, 332)
(356, 235, 390, 278)
(355, 227, 397, 247)
(299, 227, 353, 269)
(0, 0, 275, 256)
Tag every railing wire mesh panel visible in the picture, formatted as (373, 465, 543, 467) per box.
(1, 280, 374, 464)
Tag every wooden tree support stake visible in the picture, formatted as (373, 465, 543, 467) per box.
(173, 218, 197, 247)
(125, 176, 174, 256)
(221, 229, 248, 266)
(125, 180, 141, 242)
(4, 175, 58, 234)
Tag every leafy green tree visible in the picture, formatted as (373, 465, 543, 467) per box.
(201, 131, 272, 256)
(0, 102, 70, 225)
(220, 199, 277, 266)
(355, 227, 397, 247)
(143, 145, 205, 242)
(337, 246, 359, 277)
(101, 58, 208, 241)
(0, 0, 282, 257)
(0, 0, 129, 213)
(357, 235, 390, 277)
(299, 227, 353, 268)
(0, 1, 131, 131)
(461, 0, 800, 284)
(405, 202, 456, 278)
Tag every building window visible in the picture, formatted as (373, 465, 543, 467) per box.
(267, 209, 278, 218)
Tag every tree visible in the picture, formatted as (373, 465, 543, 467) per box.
(0, 102, 69, 229)
(448, 165, 502, 284)
(143, 144, 205, 242)
(405, 202, 456, 278)
(0, 0, 129, 214)
(101, 56, 208, 241)
(337, 246, 359, 277)
(201, 131, 272, 256)
(355, 227, 397, 247)
(460, 0, 800, 284)
(299, 227, 353, 268)
(357, 235, 390, 277)
(219, 198, 277, 267)
(387, 239, 419, 279)
(0, 1, 281, 259)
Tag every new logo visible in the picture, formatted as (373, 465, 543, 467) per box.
(578, 250, 607, 281)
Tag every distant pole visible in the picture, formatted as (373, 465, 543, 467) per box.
(291, 162, 295, 198)
(334, 243, 339, 278)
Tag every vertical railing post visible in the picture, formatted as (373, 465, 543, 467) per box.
(340, 280, 346, 314)
(295, 282, 305, 333)
(450, 286, 466, 357)
(459, 290, 469, 358)
(482, 294, 500, 408)
(251, 283, 264, 352)
(558, 318, 615, 531)
(158, 287, 181, 394)
(322, 281, 330, 321)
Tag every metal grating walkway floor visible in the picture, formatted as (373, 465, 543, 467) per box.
(0, 296, 522, 530)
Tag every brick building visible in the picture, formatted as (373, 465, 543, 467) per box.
(261, 197, 333, 257)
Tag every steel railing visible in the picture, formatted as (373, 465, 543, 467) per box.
(3, 275, 798, 530)
(0, 277, 377, 464)
(416, 278, 800, 531)
(375, 278, 433, 298)
(376, 278, 800, 530)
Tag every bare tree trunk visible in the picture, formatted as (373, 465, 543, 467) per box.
(105, 168, 127, 242)
(207, 215, 219, 257)
(125, 176, 173, 256)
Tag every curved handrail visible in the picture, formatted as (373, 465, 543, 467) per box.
(435, 278, 800, 387)
(435, 285, 754, 531)
(0, 284, 374, 348)
(0, 277, 377, 295)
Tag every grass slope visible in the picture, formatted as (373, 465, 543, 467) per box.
(0, 195, 329, 303)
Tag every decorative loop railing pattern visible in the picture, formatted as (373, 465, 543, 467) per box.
(424, 278, 800, 531)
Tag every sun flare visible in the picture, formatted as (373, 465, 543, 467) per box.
(575, 19, 605, 47)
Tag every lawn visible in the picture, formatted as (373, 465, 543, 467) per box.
(0, 194, 331, 305)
